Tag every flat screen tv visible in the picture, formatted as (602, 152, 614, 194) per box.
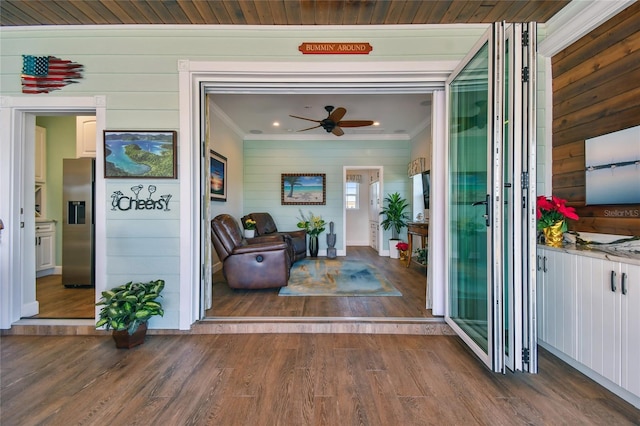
(421, 170, 430, 210)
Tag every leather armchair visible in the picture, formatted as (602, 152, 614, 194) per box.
(242, 212, 307, 262)
(211, 214, 290, 289)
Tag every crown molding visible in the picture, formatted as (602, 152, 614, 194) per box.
(538, 0, 635, 57)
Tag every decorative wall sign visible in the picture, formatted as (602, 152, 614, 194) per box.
(104, 130, 177, 179)
(281, 173, 326, 205)
(209, 150, 227, 202)
(21, 55, 83, 94)
(110, 185, 172, 212)
(298, 42, 372, 55)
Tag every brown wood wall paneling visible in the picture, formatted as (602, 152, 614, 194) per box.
(551, 2, 640, 236)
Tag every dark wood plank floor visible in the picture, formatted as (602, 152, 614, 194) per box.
(209, 246, 431, 318)
(1, 333, 638, 425)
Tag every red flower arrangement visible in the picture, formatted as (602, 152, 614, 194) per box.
(536, 195, 579, 232)
(396, 242, 409, 251)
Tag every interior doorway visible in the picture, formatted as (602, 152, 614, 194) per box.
(344, 166, 383, 255)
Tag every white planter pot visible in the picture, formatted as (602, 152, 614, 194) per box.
(244, 229, 255, 238)
(389, 239, 400, 259)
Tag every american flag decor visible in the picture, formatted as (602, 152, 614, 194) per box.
(21, 55, 83, 94)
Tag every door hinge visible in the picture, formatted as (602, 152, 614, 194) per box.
(521, 172, 529, 189)
(522, 347, 530, 364)
(522, 30, 529, 47)
(522, 66, 529, 83)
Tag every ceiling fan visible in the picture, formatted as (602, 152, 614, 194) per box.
(290, 105, 375, 136)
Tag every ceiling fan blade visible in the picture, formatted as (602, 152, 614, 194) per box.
(290, 114, 321, 123)
(328, 107, 347, 122)
(337, 120, 375, 128)
(332, 126, 344, 136)
(297, 124, 322, 132)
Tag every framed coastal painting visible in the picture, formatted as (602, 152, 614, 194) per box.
(281, 173, 326, 205)
(103, 130, 177, 178)
(210, 150, 227, 202)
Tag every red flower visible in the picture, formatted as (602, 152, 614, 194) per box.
(536, 195, 579, 231)
(396, 242, 409, 251)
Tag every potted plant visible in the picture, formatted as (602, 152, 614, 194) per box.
(297, 210, 326, 257)
(536, 195, 579, 247)
(244, 218, 257, 238)
(96, 279, 165, 349)
(379, 192, 410, 258)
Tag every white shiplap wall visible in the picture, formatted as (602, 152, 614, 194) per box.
(0, 24, 488, 329)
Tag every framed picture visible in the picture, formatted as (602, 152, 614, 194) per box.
(103, 130, 177, 178)
(281, 173, 326, 205)
(209, 150, 227, 201)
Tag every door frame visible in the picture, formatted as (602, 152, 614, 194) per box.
(0, 96, 106, 329)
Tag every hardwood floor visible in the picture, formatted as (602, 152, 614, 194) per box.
(1, 333, 638, 425)
(31, 275, 95, 319)
(208, 246, 431, 318)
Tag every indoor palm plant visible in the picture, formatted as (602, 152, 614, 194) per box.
(96, 279, 165, 348)
(379, 192, 410, 258)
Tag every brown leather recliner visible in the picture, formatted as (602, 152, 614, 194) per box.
(211, 214, 291, 289)
(242, 212, 307, 262)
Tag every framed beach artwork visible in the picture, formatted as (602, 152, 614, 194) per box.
(281, 173, 326, 205)
(210, 150, 227, 202)
(103, 130, 177, 178)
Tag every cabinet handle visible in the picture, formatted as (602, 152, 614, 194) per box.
(536, 255, 541, 271)
(610, 270, 617, 292)
(543, 256, 547, 273)
(621, 272, 628, 295)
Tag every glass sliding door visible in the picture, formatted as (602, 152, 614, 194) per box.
(445, 22, 537, 373)
(446, 23, 504, 370)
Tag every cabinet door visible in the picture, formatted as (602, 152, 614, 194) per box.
(540, 249, 578, 358)
(535, 249, 546, 342)
(35, 125, 46, 183)
(36, 232, 55, 271)
(620, 263, 640, 396)
(76, 116, 96, 158)
(576, 256, 620, 386)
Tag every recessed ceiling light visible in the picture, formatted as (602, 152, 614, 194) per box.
(273, 121, 280, 127)
(373, 121, 380, 126)
(250, 129, 263, 134)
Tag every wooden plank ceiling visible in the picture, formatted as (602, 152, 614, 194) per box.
(1, 0, 570, 26)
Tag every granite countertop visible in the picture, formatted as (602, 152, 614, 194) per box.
(538, 243, 640, 266)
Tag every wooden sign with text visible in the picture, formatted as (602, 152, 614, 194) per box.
(299, 42, 373, 55)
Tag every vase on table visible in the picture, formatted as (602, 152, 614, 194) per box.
(542, 220, 564, 247)
(244, 229, 255, 238)
(309, 235, 319, 257)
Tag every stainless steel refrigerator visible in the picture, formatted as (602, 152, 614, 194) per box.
(62, 158, 95, 288)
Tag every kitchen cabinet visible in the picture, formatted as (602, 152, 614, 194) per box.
(370, 221, 378, 251)
(537, 245, 640, 407)
(536, 247, 578, 358)
(76, 115, 96, 158)
(36, 221, 56, 274)
(576, 255, 640, 398)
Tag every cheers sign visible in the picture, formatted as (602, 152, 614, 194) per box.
(111, 185, 172, 212)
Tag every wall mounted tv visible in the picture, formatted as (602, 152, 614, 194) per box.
(421, 170, 431, 210)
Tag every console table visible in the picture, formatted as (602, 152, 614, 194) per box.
(406, 221, 429, 267)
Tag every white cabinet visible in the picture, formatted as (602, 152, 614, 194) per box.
(538, 245, 640, 407)
(35, 125, 46, 183)
(370, 221, 378, 251)
(76, 116, 96, 158)
(36, 221, 56, 273)
(576, 256, 640, 397)
(536, 247, 578, 358)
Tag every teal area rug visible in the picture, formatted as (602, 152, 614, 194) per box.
(279, 259, 402, 297)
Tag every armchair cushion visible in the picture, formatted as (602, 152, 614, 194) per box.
(242, 212, 307, 262)
(211, 214, 291, 289)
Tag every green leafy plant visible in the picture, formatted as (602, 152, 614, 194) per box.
(379, 192, 410, 239)
(414, 247, 427, 265)
(296, 210, 326, 237)
(96, 279, 165, 334)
